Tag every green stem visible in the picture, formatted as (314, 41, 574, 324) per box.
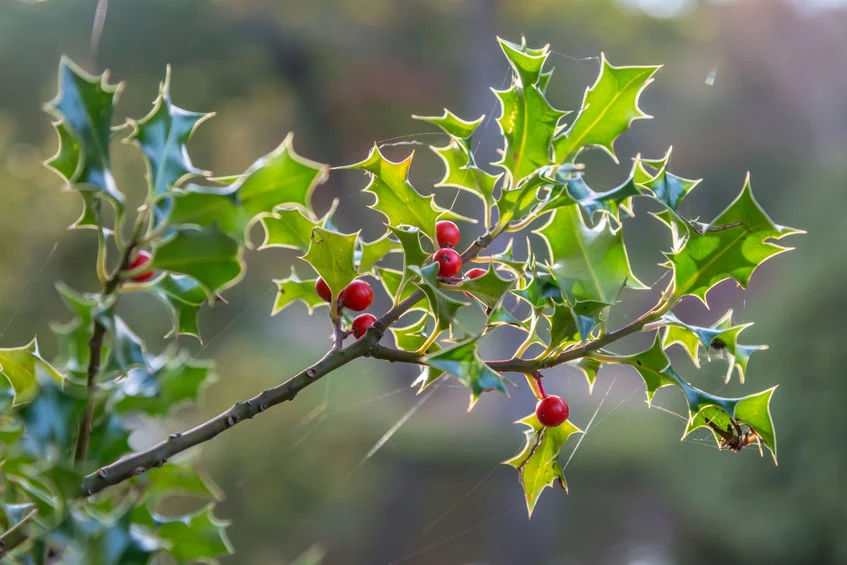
(73, 210, 148, 466)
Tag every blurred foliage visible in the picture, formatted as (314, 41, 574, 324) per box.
(0, 0, 844, 563)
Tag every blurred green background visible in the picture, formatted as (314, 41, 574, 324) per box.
(1, 0, 845, 563)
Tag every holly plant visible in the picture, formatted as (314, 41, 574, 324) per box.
(0, 37, 801, 561)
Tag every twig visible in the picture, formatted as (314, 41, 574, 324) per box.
(80, 337, 371, 497)
(0, 508, 38, 558)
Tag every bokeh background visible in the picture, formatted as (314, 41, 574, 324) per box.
(1, 0, 845, 563)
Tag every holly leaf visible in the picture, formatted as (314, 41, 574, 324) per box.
(377, 267, 424, 307)
(429, 139, 500, 225)
(384, 226, 430, 303)
(149, 274, 208, 340)
(230, 133, 328, 216)
(684, 387, 778, 463)
(148, 505, 233, 563)
(345, 146, 461, 240)
(449, 266, 514, 308)
(0, 339, 63, 407)
(542, 303, 581, 356)
(547, 167, 640, 222)
(161, 184, 250, 243)
(409, 263, 468, 337)
(413, 109, 483, 140)
(358, 233, 399, 274)
(536, 205, 641, 306)
(51, 283, 99, 378)
(498, 37, 550, 87)
(668, 175, 802, 305)
(415, 108, 498, 223)
(18, 379, 86, 454)
(142, 458, 223, 503)
(613, 334, 681, 402)
(301, 227, 359, 298)
(272, 269, 326, 315)
(513, 271, 563, 310)
(259, 207, 319, 253)
(424, 337, 506, 408)
(99, 313, 149, 378)
(635, 148, 700, 211)
(554, 55, 660, 162)
(662, 311, 767, 383)
(127, 67, 212, 196)
(45, 57, 124, 206)
(151, 226, 244, 297)
(504, 413, 583, 517)
(497, 167, 560, 229)
(112, 350, 214, 416)
(567, 357, 602, 393)
(494, 39, 566, 184)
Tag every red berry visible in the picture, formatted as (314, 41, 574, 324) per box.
(351, 313, 377, 339)
(315, 277, 332, 302)
(433, 248, 462, 278)
(127, 250, 155, 283)
(340, 279, 373, 311)
(466, 267, 487, 280)
(535, 395, 569, 427)
(436, 220, 461, 248)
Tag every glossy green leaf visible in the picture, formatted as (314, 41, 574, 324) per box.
(151, 226, 244, 297)
(301, 227, 359, 298)
(389, 313, 432, 352)
(498, 37, 550, 88)
(568, 357, 602, 393)
(497, 167, 560, 229)
(45, 57, 124, 206)
(413, 109, 483, 140)
(149, 274, 207, 340)
(554, 55, 660, 162)
(669, 175, 802, 304)
(112, 350, 213, 416)
(142, 458, 223, 503)
(259, 207, 319, 253)
(345, 146, 459, 240)
(162, 184, 250, 243)
(449, 265, 514, 308)
(155, 505, 233, 563)
(512, 271, 563, 310)
(409, 263, 468, 336)
(493, 81, 566, 185)
(548, 167, 640, 222)
(127, 67, 211, 196)
(635, 148, 700, 211)
(662, 311, 767, 383)
(611, 334, 681, 402)
(99, 313, 148, 378)
(684, 387, 777, 463)
(18, 379, 86, 455)
(424, 337, 506, 408)
(358, 233, 399, 274)
(231, 133, 328, 216)
(430, 139, 499, 224)
(272, 269, 326, 315)
(733, 387, 777, 459)
(376, 267, 420, 308)
(504, 413, 582, 517)
(0, 339, 62, 406)
(542, 303, 581, 356)
(536, 205, 641, 305)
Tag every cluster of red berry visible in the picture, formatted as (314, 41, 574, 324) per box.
(315, 277, 376, 339)
(434, 221, 487, 281)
